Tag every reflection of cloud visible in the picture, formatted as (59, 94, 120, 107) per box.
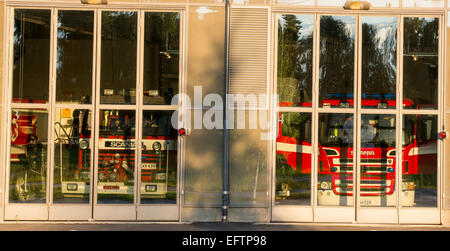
(299, 24, 314, 39)
(375, 27, 388, 49)
(196, 7, 217, 21)
(375, 26, 395, 49)
(344, 24, 353, 38)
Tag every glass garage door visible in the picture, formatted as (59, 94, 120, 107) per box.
(5, 8, 183, 221)
(273, 13, 442, 224)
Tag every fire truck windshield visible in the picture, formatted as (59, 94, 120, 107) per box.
(319, 114, 353, 146)
(361, 116, 396, 147)
(319, 115, 397, 147)
(142, 112, 175, 137)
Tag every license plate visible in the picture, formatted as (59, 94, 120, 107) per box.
(360, 200, 372, 206)
(142, 163, 157, 170)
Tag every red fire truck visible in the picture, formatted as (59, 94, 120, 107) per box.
(11, 108, 177, 201)
(277, 94, 438, 206)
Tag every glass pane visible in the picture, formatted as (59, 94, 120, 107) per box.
(53, 108, 92, 204)
(403, 0, 444, 8)
(403, 17, 439, 110)
(402, 115, 437, 207)
(141, 110, 177, 204)
(276, 112, 312, 205)
(97, 110, 135, 204)
(317, 113, 354, 206)
(143, 12, 180, 105)
(100, 11, 137, 104)
(56, 11, 94, 104)
(277, 15, 314, 107)
(360, 114, 396, 207)
(10, 109, 48, 203)
(13, 9, 50, 104)
(319, 16, 355, 108)
(361, 16, 397, 109)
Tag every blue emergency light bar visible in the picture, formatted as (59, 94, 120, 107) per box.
(326, 93, 354, 98)
(362, 93, 396, 99)
(326, 93, 396, 99)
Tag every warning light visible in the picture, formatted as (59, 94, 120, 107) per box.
(179, 128, 186, 136)
(81, 0, 107, 4)
(343, 1, 371, 10)
(439, 131, 447, 140)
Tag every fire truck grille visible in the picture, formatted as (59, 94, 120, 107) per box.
(360, 158, 390, 164)
(334, 176, 394, 195)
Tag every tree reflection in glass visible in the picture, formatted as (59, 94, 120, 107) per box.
(277, 14, 313, 107)
(319, 16, 355, 108)
(100, 11, 137, 105)
(56, 11, 94, 104)
(361, 17, 397, 109)
(403, 17, 439, 110)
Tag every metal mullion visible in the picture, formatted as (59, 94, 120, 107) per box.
(359, 109, 399, 114)
(135, 9, 143, 207)
(398, 4, 404, 224)
(48, 7, 58, 206)
(317, 108, 354, 114)
(93, 8, 101, 208)
(356, 13, 362, 220)
(396, 15, 403, 217)
(10, 103, 49, 110)
(53, 104, 94, 110)
(271, 12, 278, 209)
(141, 105, 180, 111)
(438, 13, 445, 219)
(1, 6, 11, 217)
(400, 109, 440, 115)
(313, 13, 320, 210)
(136, 9, 144, 207)
(4, 6, 15, 207)
(312, 13, 320, 211)
(271, 8, 445, 16)
(87, 7, 98, 215)
(278, 107, 313, 113)
(177, 8, 186, 219)
(180, 5, 188, 210)
(98, 105, 138, 110)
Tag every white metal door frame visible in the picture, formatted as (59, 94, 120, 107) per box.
(2, 5, 185, 221)
(271, 9, 445, 224)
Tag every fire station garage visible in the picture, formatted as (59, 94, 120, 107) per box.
(1, 0, 450, 225)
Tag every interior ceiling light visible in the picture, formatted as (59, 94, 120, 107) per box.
(343, 0, 372, 10)
(81, 0, 107, 4)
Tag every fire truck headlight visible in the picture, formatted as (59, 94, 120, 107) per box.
(79, 140, 89, 150)
(104, 89, 114, 96)
(145, 185, 157, 192)
(152, 142, 162, 151)
(401, 181, 415, 191)
(156, 173, 166, 181)
(377, 102, 388, 109)
(320, 181, 332, 190)
(339, 102, 350, 108)
(67, 183, 78, 191)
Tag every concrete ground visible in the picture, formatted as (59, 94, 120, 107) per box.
(0, 222, 449, 231)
